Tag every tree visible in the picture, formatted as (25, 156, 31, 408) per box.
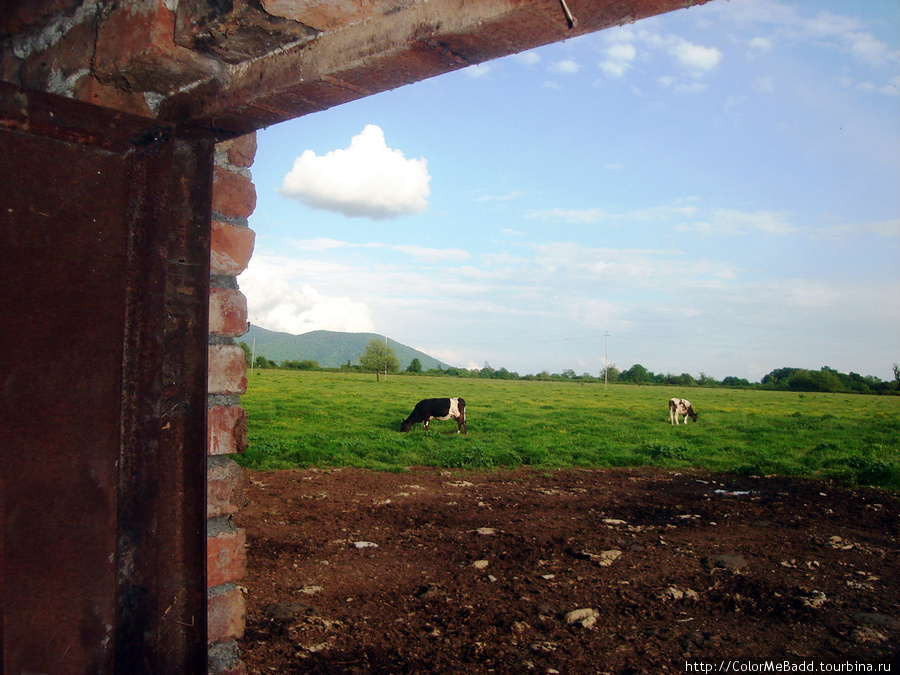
(359, 339, 400, 380)
(238, 340, 252, 366)
(600, 365, 619, 384)
(406, 357, 422, 373)
(620, 363, 652, 384)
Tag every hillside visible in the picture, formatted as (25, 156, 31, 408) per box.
(239, 325, 453, 371)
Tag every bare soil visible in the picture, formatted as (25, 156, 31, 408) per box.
(236, 467, 899, 673)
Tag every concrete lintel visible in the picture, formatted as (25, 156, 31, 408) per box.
(162, 0, 711, 136)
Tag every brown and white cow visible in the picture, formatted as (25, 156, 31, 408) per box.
(401, 397, 467, 434)
(669, 397, 698, 425)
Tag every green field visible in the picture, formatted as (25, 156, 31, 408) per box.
(235, 370, 900, 489)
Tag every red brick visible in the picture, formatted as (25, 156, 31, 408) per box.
(1, 0, 81, 36)
(208, 528, 247, 588)
(225, 134, 258, 169)
(208, 345, 247, 395)
(208, 585, 245, 644)
(208, 456, 246, 517)
(209, 288, 248, 338)
(213, 166, 257, 220)
(211, 221, 256, 276)
(208, 405, 248, 457)
(261, 0, 394, 31)
(93, 1, 217, 93)
(19, 20, 94, 97)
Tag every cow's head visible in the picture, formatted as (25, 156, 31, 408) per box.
(688, 408, 698, 422)
(400, 418, 413, 432)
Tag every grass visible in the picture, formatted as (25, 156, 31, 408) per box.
(235, 369, 900, 489)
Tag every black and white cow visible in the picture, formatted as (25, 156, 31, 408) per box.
(401, 397, 467, 434)
(669, 397, 698, 425)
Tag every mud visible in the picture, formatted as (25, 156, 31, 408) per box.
(236, 467, 899, 673)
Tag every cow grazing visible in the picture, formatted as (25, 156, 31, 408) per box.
(401, 397, 467, 434)
(669, 397, 698, 425)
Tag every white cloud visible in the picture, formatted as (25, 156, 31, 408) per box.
(278, 124, 431, 219)
(668, 39, 723, 72)
(600, 43, 637, 77)
(715, 1, 899, 69)
(550, 59, 581, 74)
(748, 36, 773, 53)
(660, 79, 708, 93)
(689, 209, 797, 235)
(527, 204, 799, 237)
(527, 203, 698, 225)
(465, 63, 493, 79)
(240, 259, 374, 335)
(598, 27, 721, 82)
(292, 237, 347, 251)
(515, 51, 541, 66)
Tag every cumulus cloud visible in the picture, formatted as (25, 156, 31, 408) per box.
(550, 59, 581, 74)
(600, 43, 637, 77)
(240, 261, 374, 335)
(668, 39, 722, 72)
(716, 2, 899, 70)
(598, 28, 721, 82)
(278, 124, 431, 219)
(748, 36, 773, 53)
(515, 51, 541, 66)
(465, 63, 493, 79)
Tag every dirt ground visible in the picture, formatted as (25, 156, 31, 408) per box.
(236, 467, 899, 673)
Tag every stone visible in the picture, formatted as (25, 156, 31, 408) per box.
(564, 608, 598, 628)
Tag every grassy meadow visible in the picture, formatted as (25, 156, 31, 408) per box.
(235, 369, 900, 489)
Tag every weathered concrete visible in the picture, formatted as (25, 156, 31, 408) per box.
(2, 0, 713, 135)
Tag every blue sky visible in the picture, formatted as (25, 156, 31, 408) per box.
(242, 0, 900, 381)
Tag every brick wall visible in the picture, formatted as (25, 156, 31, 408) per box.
(206, 133, 257, 675)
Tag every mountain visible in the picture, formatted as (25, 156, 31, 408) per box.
(239, 325, 454, 371)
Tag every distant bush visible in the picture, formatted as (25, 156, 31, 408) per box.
(281, 359, 319, 370)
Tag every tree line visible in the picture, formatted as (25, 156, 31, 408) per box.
(240, 339, 900, 395)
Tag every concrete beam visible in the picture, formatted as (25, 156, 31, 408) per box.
(163, 0, 712, 136)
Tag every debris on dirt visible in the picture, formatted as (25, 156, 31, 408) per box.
(564, 608, 599, 628)
(237, 467, 900, 672)
(574, 549, 623, 567)
(800, 590, 828, 609)
(707, 553, 748, 572)
(658, 586, 699, 602)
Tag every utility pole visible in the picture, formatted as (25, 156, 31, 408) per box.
(604, 331, 609, 389)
